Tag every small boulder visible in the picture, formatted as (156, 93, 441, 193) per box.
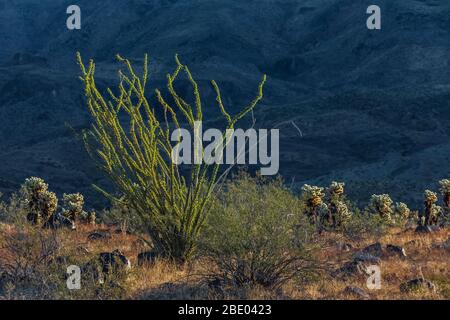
(45, 213, 76, 230)
(343, 286, 370, 299)
(353, 252, 382, 264)
(83, 249, 131, 284)
(400, 278, 436, 293)
(338, 257, 380, 277)
(88, 230, 112, 241)
(99, 250, 131, 274)
(415, 225, 435, 233)
(207, 277, 226, 292)
(385, 244, 407, 258)
(356, 242, 383, 258)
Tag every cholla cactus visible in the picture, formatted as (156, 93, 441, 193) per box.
(439, 179, 450, 210)
(367, 194, 393, 222)
(62, 193, 84, 222)
(421, 190, 441, 226)
(394, 202, 410, 220)
(327, 182, 351, 227)
(301, 185, 325, 207)
(20, 177, 58, 225)
(329, 182, 345, 199)
(301, 184, 328, 224)
(88, 210, 96, 225)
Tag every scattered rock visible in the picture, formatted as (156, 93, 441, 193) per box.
(338, 257, 380, 277)
(415, 225, 440, 233)
(400, 278, 437, 293)
(343, 286, 370, 299)
(137, 251, 159, 266)
(207, 277, 226, 292)
(354, 253, 382, 264)
(45, 213, 76, 230)
(88, 230, 112, 241)
(356, 242, 383, 258)
(385, 244, 407, 258)
(337, 242, 353, 252)
(99, 250, 131, 273)
(82, 249, 131, 284)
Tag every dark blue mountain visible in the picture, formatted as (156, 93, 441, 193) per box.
(0, 0, 449, 207)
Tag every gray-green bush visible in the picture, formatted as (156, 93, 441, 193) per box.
(201, 174, 318, 289)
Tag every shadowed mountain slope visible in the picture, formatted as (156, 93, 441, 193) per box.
(0, 0, 449, 207)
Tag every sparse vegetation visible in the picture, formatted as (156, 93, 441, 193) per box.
(300, 184, 328, 227)
(366, 194, 394, 223)
(421, 190, 441, 227)
(61, 193, 85, 223)
(0, 175, 449, 300)
(326, 181, 351, 229)
(201, 175, 318, 290)
(20, 177, 58, 227)
(0, 55, 448, 300)
(76, 53, 266, 263)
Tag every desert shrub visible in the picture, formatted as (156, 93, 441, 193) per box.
(201, 175, 318, 290)
(19, 177, 58, 226)
(77, 53, 266, 263)
(0, 193, 27, 224)
(0, 219, 128, 299)
(342, 211, 389, 241)
(62, 193, 85, 222)
(0, 221, 62, 298)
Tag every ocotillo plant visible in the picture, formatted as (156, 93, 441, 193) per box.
(77, 53, 266, 263)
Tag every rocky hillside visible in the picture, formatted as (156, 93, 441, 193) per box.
(0, 0, 450, 207)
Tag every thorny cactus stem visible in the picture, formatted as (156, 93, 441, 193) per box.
(423, 190, 439, 226)
(89, 210, 97, 225)
(439, 179, 450, 210)
(368, 194, 393, 222)
(394, 202, 410, 220)
(62, 193, 85, 222)
(327, 181, 347, 227)
(301, 184, 327, 225)
(20, 177, 58, 226)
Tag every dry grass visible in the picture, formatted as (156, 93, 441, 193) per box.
(0, 222, 448, 300)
